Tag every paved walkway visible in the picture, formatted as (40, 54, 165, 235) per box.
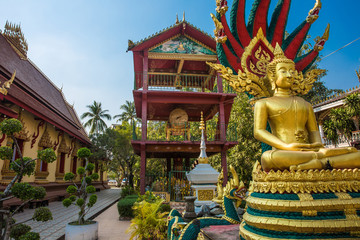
(13, 188, 121, 240)
(94, 202, 131, 240)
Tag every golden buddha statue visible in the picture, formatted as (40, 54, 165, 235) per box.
(254, 46, 360, 171)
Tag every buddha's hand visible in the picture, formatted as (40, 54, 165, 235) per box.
(282, 143, 317, 151)
(310, 142, 324, 148)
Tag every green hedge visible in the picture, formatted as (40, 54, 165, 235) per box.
(120, 186, 136, 199)
(117, 196, 138, 218)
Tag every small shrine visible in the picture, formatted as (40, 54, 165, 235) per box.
(186, 112, 219, 205)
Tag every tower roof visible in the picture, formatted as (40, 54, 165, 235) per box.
(128, 20, 216, 52)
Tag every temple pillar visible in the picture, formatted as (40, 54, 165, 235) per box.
(185, 157, 190, 171)
(219, 99, 226, 141)
(217, 73, 223, 93)
(318, 122, 325, 144)
(221, 148, 228, 186)
(143, 50, 148, 90)
(166, 158, 171, 175)
(140, 144, 146, 194)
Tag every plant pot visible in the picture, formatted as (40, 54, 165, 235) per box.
(65, 221, 98, 240)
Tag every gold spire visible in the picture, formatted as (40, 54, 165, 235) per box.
(198, 112, 208, 164)
(176, 13, 179, 24)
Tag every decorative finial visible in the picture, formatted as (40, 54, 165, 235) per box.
(176, 14, 179, 24)
(3, 21, 28, 59)
(128, 39, 135, 49)
(182, 11, 185, 22)
(0, 70, 16, 96)
(356, 67, 360, 83)
(273, 43, 286, 60)
(199, 112, 205, 130)
(198, 112, 208, 164)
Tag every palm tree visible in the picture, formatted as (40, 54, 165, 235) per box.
(114, 101, 137, 127)
(81, 101, 112, 136)
(114, 101, 138, 139)
(344, 92, 360, 131)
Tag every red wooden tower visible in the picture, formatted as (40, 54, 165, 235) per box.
(128, 17, 237, 194)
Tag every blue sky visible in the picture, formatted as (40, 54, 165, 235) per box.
(0, 0, 359, 127)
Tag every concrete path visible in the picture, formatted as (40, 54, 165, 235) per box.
(94, 202, 131, 240)
(13, 188, 121, 240)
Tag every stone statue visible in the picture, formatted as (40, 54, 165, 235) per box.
(254, 45, 360, 171)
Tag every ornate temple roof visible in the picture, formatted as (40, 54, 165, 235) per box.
(0, 32, 90, 145)
(128, 19, 216, 52)
(313, 86, 360, 109)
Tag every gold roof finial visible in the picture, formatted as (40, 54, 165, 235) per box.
(3, 21, 28, 59)
(182, 11, 185, 22)
(198, 111, 208, 164)
(176, 13, 179, 24)
(199, 111, 205, 130)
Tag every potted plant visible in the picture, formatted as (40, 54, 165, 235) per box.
(62, 147, 99, 240)
(0, 118, 57, 240)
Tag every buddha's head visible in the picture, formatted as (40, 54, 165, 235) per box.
(267, 44, 296, 90)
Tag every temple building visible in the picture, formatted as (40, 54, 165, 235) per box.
(313, 84, 360, 148)
(0, 23, 107, 201)
(128, 16, 238, 194)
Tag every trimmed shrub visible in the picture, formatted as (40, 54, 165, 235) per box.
(117, 196, 138, 218)
(19, 232, 40, 240)
(10, 224, 31, 240)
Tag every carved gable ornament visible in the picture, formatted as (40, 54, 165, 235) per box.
(149, 35, 215, 55)
(38, 127, 53, 148)
(58, 137, 70, 153)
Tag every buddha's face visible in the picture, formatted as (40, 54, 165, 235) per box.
(275, 62, 295, 89)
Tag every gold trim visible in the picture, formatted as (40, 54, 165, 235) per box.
(239, 221, 360, 240)
(251, 168, 360, 194)
(241, 28, 274, 75)
(148, 52, 217, 61)
(246, 195, 360, 212)
(243, 212, 359, 233)
(197, 190, 214, 201)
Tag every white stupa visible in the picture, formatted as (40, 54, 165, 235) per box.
(186, 112, 219, 205)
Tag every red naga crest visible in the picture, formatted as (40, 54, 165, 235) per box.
(211, 0, 328, 77)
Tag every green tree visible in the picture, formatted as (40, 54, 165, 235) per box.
(344, 92, 360, 131)
(81, 101, 111, 136)
(0, 119, 56, 240)
(329, 108, 354, 145)
(115, 123, 139, 189)
(90, 123, 139, 189)
(322, 119, 338, 147)
(209, 93, 261, 185)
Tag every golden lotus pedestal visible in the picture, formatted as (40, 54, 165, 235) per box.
(240, 168, 360, 240)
